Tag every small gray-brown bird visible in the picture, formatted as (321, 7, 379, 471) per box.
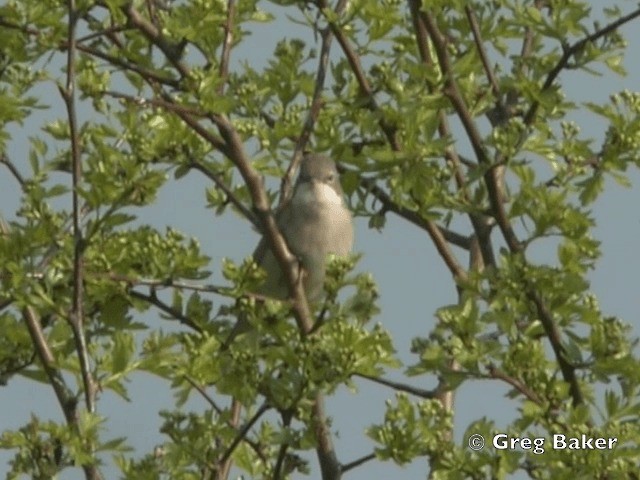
(224, 153, 354, 346)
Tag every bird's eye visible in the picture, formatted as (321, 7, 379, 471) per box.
(326, 173, 336, 182)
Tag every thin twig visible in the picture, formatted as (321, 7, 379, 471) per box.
(465, 6, 501, 101)
(121, 3, 190, 79)
(128, 289, 204, 333)
(523, 6, 640, 125)
(420, 9, 521, 254)
(188, 160, 259, 229)
(60, 0, 98, 422)
(317, 0, 400, 150)
(22, 306, 78, 418)
(281, 1, 344, 203)
(354, 172, 469, 279)
(183, 375, 224, 415)
(0, 152, 26, 187)
(217, 0, 236, 95)
(342, 453, 376, 473)
(354, 372, 439, 399)
(485, 364, 543, 405)
(75, 44, 180, 88)
(218, 401, 270, 467)
(526, 289, 583, 406)
(105, 272, 230, 295)
(312, 395, 341, 480)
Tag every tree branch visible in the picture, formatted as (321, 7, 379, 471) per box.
(217, 0, 235, 95)
(120, 2, 190, 79)
(485, 363, 543, 405)
(0, 152, 27, 188)
(523, 6, 640, 126)
(218, 401, 270, 471)
(354, 372, 439, 399)
(129, 288, 204, 332)
(60, 0, 98, 426)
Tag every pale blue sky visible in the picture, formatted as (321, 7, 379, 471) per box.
(2, 2, 640, 479)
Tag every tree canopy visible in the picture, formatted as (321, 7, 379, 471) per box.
(1, 0, 640, 479)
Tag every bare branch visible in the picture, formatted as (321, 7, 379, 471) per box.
(342, 453, 376, 473)
(354, 372, 439, 399)
(0, 152, 26, 188)
(183, 375, 225, 415)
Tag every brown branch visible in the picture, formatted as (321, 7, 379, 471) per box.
(0, 152, 26, 187)
(217, 0, 235, 95)
(188, 160, 259, 229)
(408, 2, 497, 268)
(76, 24, 129, 44)
(128, 289, 204, 333)
(354, 372, 440, 399)
(60, 8, 100, 466)
(419, 9, 521, 254)
(103, 272, 231, 295)
(355, 173, 468, 280)
(312, 395, 340, 480)
(486, 363, 543, 405)
(419, 6, 585, 407)
(342, 453, 376, 473)
(218, 401, 270, 469)
(407, 0, 468, 190)
(216, 398, 241, 480)
(205, 114, 317, 335)
(526, 289, 583, 406)
(22, 307, 78, 420)
(281, 0, 349, 203)
(0, 18, 40, 36)
(506, 4, 538, 108)
(121, 2, 190, 79)
(101, 66, 257, 230)
(318, 0, 401, 151)
(183, 375, 224, 415)
(102, 90, 228, 152)
(23, 306, 101, 480)
(464, 6, 501, 102)
(75, 43, 180, 88)
(281, 24, 334, 204)
(272, 408, 294, 480)
(523, 6, 640, 126)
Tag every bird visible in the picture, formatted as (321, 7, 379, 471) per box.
(223, 153, 354, 347)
